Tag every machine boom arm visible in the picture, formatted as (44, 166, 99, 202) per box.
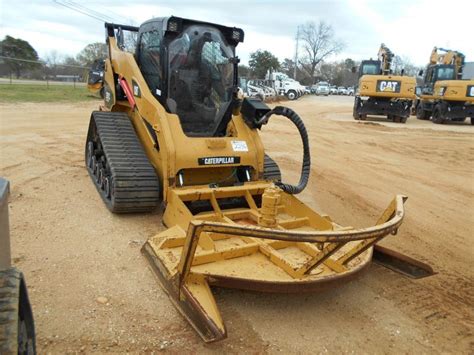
(378, 43, 394, 75)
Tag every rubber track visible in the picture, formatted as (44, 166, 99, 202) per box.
(263, 154, 281, 182)
(87, 111, 160, 213)
(0, 268, 21, 354)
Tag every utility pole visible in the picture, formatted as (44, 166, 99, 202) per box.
(293, 25, 300, 80)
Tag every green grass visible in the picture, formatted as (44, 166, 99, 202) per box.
(0, 84, 101, 103)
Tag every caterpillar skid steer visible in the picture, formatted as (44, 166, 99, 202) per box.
(85, 17, 433, 342)
(414, 47, 474, 124)
(353, 44, 416, 123)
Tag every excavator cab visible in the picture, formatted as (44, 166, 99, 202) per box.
(358, 60, 382, 77)
(421, 64, 456, 95)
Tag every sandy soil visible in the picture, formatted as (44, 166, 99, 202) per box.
(1, 96, 473, 354)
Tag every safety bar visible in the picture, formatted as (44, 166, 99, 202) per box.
(105, 22, 139, 37)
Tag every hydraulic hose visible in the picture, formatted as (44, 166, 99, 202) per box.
(258, 106, 310, 194)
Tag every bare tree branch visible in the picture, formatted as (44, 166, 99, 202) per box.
(298, 21, 344, 82)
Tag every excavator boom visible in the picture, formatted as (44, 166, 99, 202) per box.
(378, 43, 394, 75)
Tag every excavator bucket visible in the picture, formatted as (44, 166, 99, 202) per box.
(142, 185, 427, 342)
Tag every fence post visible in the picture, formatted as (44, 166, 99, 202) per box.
(9, 71, 12, 84)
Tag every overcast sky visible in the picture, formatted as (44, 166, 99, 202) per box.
(0, 0, 472, 67)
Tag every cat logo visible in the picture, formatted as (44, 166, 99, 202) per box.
(377, 80, 401, 93)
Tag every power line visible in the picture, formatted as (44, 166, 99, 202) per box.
(62, 0, 117, 22)
(52, 0, 130, 24)
(52, 0, 108, 22)
(94, 4, 137, 26)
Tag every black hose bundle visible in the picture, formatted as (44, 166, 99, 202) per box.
(258, 106, 311, 194)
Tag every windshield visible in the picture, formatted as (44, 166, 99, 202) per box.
(361, 63, 380, 75)
(437, 66, 455, 81)
(168, 25, 234, 136)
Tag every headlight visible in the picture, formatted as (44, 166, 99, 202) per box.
(229, 28, 244, 43)
(232, 30, 241, 41)
(167, 20, 179, 32)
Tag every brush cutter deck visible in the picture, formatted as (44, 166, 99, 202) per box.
(142, 182, 410, 342)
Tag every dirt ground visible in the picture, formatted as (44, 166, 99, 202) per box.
(1, 96, 473, 354)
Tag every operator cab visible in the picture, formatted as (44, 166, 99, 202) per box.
(420, 64, 456, 95)
(136, 16, 244, 137)
(424, 64, 456, 83)
(359, 60, 382, 77)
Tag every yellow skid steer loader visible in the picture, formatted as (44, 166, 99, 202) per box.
(85, 17, 433, 342)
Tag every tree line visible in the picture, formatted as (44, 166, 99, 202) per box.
(0, 35, 107, 79)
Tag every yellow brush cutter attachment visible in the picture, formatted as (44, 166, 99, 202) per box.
(142, 184, 429, 342)
(85, 18, 434, 344)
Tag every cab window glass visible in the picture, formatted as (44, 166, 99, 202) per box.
(362, 64, 379, 75)
(139, 30, 162, 95)
(436, 67, 455, 81)
(425, 68, 433, 82)
(168, 25, 234, 137)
